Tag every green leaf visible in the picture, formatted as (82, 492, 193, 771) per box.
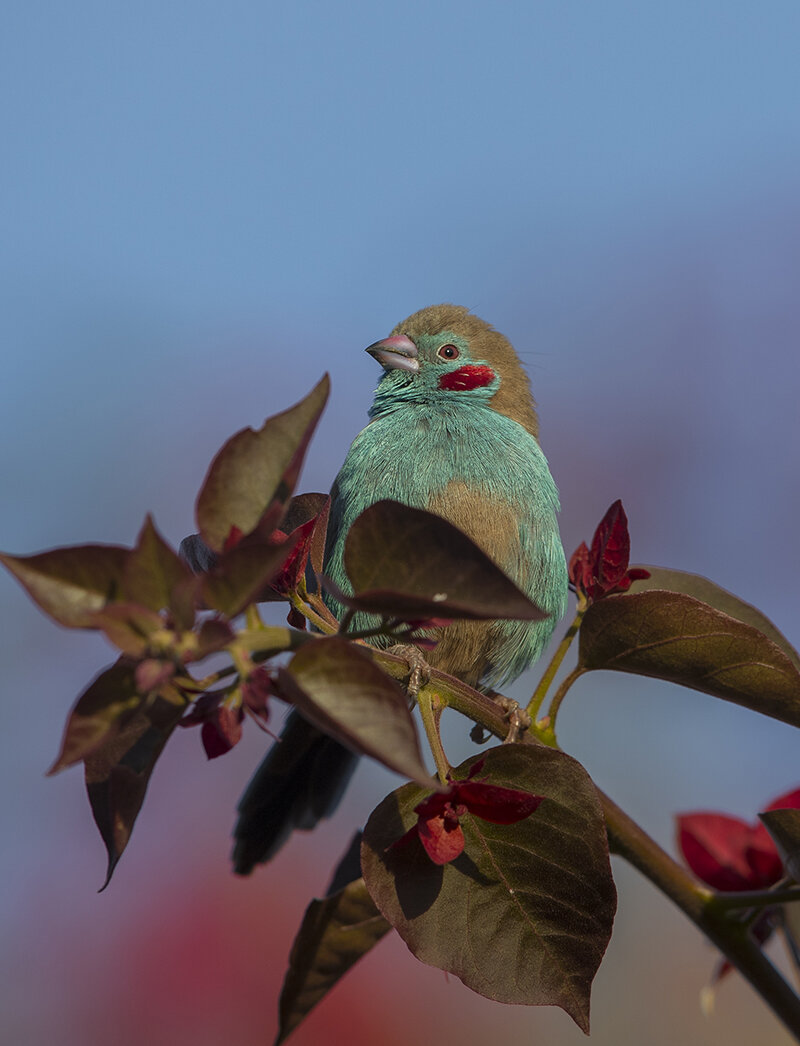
(340, 500, 546, 621)
(48, 660, 143, 773)
(630, 566, 800, 672)
(279, 638, 431, 786)
(0, 544, 128, 627)
(84, 689, 187, 889)
(275, 878, 390, 1045)
(201, 539, 299, 617)
(195, 375, 330, 552)
(360, 745, 616, 1033)
(124, 516, 196, 630)
(759, 810, 800, 883)
(578, 590, 800, 727)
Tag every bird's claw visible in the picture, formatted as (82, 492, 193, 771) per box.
(386, 643, 431, 701)
(493, 696, 531, 743)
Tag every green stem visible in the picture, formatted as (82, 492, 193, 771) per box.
(600, 790, 800, 1039)
(526, 605, 585, 720)
(290, 592, 336, 633)
(541, 665, 587, 740)
(369, 645, 800, 1038)
(417, 687, 450, 785)
(711, 885, 800, 911)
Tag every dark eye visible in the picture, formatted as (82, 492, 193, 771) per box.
(437, 343, 459, 360)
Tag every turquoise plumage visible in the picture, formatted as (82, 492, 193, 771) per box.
(233, 305, 567, 872)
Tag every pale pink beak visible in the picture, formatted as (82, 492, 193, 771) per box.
(365, 334, 419, 373)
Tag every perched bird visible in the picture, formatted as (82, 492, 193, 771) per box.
(232, 304, 568, 873)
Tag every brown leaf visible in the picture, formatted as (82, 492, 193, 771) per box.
(275, 878, 390, 1045)
(759, 809, 800, 883)
(361, 745, 616, 1032)
(279, 638, 431, 786)
(195, 376, 329, 552)
(89, 603, 164, 657)
(579, 590, 800, 726)
(0, 544, 128, 627)
(629, 566, 800, 671)
(201, 538, 299, 617)
(48, 660, 142, 773)
(123, 515, 196, 629)
(84, 692, 187, 888)
(340, 500, 546, 622)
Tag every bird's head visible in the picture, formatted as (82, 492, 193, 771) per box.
(366, 304, 539, 439)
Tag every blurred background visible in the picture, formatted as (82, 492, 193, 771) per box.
(2, 3, 799, 1044)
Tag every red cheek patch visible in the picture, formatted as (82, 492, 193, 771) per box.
(438, 365, 496, 391)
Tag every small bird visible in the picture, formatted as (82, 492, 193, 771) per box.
(232, 305, 568, 873)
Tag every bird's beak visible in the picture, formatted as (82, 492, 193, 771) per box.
(365, 334, 419, 373)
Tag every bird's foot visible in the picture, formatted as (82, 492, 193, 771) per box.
(492, 695, 531, 743)
(385, 643, 431, 701)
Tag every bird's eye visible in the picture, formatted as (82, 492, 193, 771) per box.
(437, 343, 460, 360)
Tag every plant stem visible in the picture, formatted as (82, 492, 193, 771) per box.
(526, 605, 585, 720)
(541, 665, 587, 740)
(417, 686, 450, 785)
(711, 885, 800, 911)
(290, 592, 336, 633)
(600, 789, 800, 1040)
(371, 647, 800, 1036)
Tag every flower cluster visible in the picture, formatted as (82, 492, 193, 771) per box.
(569, 499, 649, 604)
(395, 759, 544, 865)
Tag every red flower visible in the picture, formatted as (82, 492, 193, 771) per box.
(677, 787, 800, 993)
(677, 787, 800, 892)
(568, 500, 649, 604)
(398, 759, 544, 865)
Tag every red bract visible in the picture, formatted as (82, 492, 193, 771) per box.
(179, 690, 248, 758)
(201, 704, 244, 760)
(677, 786, 800, 892)
(677, 787, 800, 993)
(269, 515, 318, 596)
(568, 500, 649, 603)
(402, 760, 545, 865)
(241, 667, 273, 724)
(223, 525, 244, 552)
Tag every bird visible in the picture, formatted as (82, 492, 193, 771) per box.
(232, 304, 568, 873)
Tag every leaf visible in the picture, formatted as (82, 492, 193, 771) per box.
(84, 690, 187, 888)
(90, 603, 165, 657)
(201, 538, 299, 617)
(278, 638, 431, 786)
(578, 590, 800, 727)
(340, 500, 546, 621)
(630, 566, 800, 672)
(307, 496, 331, 580)
(361, 745, 616, 1032)
(48, 660, 142, 773)
(0, 544, 128, 627)
(281, 492, 330, 538)
(275, 877, 390, 1045)
(124, 516, 196, 630)
(760, 809, 800, 883)
(195, 376, 329, 552)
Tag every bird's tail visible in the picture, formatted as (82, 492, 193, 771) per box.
(231, 710, 358, 874)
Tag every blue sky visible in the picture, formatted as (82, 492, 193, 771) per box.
(2, 4, 799, 1043)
